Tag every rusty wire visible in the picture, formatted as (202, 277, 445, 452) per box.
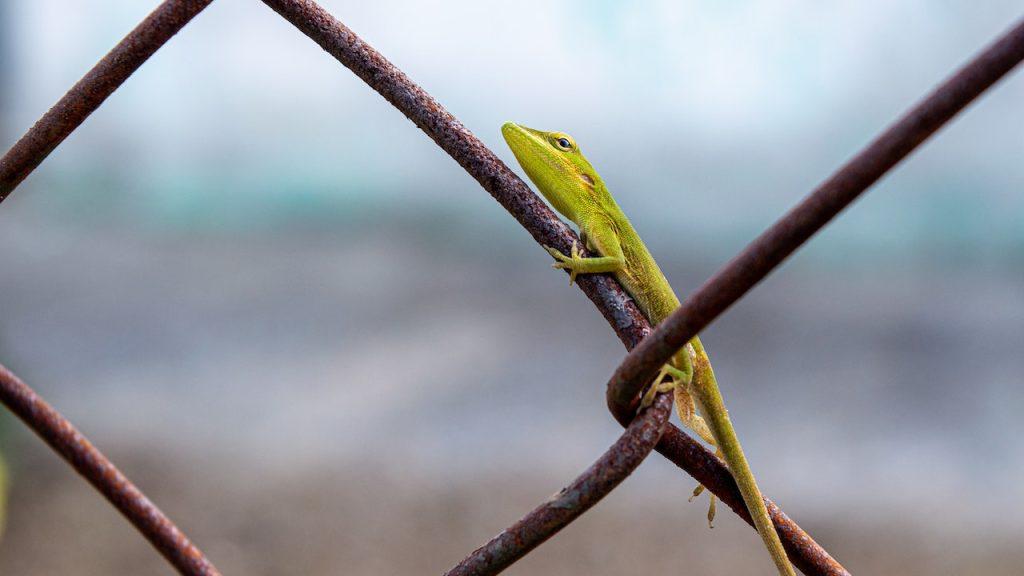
(0, 0, 214, 201)
(259, 1, 845, 574)
(0, 363, 221, 576)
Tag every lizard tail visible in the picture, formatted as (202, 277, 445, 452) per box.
(689, 351, 795, 576)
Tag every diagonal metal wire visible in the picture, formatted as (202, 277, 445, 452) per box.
(257, 1, 844, 574)
(0, 363, 221, 576)
(0, 0, 215, 200)
(445, 391, 673, 576)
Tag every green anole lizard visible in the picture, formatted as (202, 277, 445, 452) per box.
(502, 122, 794, 576)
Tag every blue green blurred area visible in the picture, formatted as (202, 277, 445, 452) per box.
(2, 1, 1022, 265)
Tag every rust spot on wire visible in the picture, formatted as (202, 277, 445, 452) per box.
(0, 364, 221, 575)
(445, 392, 673, 576)
(0, 0, 214, 201)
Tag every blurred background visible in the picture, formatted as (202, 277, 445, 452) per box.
(1, 1, 1023, 574)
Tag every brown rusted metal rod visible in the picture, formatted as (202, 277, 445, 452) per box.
(444, 392, 673, 576)
(0, 0, 214, 201)
(257, 1, 843, 574)
(0, 363, 221, 576)
(606, 16, 1024, 414)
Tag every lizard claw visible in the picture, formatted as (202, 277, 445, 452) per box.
(543, 245, 564, 259)
(570, 242, 584, 260)
(688, 483, 705, 502)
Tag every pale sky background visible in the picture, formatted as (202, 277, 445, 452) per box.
(2, 0, 1022, 264)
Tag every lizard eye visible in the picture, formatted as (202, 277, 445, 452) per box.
(556, 137, 572, 150)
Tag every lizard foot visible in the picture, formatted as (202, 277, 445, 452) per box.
(544, 242, 584, 285)
(689, 484, 718, 528)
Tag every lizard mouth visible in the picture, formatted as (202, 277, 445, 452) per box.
(500, 122, 542, 159)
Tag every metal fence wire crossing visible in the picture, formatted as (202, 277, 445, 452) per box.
(1, 1, 1022, 575)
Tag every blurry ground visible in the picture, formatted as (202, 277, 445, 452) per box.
(5, 450, 1024, 576)
(0, 211, 1023, 574)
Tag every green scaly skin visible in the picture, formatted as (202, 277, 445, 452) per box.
(502, 122, 794, 576)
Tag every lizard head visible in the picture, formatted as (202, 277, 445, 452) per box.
(501, 122, 603, 222)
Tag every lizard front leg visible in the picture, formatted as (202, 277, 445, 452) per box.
(544, 241, 624, 285)
(543, 217, 625, 285)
